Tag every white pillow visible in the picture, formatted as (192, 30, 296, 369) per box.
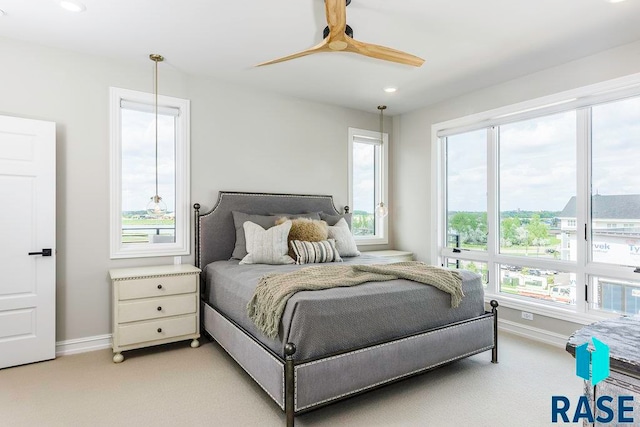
(327, 218, 360, 257)
(240, 220, 295, 265)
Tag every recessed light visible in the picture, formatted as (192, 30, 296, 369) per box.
(606, 0, 626, 3)
(59, 1, 86, 12)
(384, 87, 397, 93)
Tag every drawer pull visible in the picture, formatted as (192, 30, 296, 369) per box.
(157, 284, 163, 290)
(157, 328, 162, 333)
(157, 306, 162, 311)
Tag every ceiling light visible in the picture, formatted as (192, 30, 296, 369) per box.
(384, 87, 397, 93)
(606, 0, 626, 3)
(59, 1, 86, 12)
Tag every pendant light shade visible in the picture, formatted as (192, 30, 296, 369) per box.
(375, 201, 389, 218)
(147, 194, 167, 217)
(146, 53, 167, 218)
(376, 105, 389, 219)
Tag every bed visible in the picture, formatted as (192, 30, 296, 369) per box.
(195, 191, 498, 426)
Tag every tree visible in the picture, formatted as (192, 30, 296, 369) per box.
(526, 214, 550, 255)
(466, 261, 478, 273)
(478, 212, 488, 235)
(449, 212, 478, 236)
(501, 217, 521, 245)
(352, 210, 373, 236)
(449, 212, 488, 246)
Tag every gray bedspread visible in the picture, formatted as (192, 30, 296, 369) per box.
(204, 256, 485, 361)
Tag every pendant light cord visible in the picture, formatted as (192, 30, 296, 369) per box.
(378, 105, 386, 210)
(149, 54, 164, 201)
(154, 57, 159, 199)
(379, 105, 385, 140)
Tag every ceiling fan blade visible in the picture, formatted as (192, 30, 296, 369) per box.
(256, 39, 330, 67)
(325, 0, 347, 39)
(347, 38, 425, 67)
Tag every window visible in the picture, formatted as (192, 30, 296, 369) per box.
(348, 127, 388, 244)
(110, 87, 190, 258)
(446, 258, 489, 288)
(446, 130, 487, 251)
(435, 79, 640, 319)
(499, 112, 576, 261)
(591, 277, 640, 314)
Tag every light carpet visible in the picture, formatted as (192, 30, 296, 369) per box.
(0, 332, 582, 426)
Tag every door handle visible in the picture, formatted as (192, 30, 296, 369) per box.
(28, 249, 52, 257)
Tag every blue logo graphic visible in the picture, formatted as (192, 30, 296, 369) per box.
(552, 337, 635, 424)
(575, 337, 610, 386)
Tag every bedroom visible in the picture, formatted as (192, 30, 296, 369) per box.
(1, 0, 640, 426)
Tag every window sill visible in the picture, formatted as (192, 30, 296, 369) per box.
(110, 245, 189, 259)
(484, 292, 620, 326)
(354, 237, 389, 246)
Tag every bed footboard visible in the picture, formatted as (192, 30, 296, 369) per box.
(205, 300, 498, 427)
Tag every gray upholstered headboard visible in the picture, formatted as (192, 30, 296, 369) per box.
(194, 191, 343, 269)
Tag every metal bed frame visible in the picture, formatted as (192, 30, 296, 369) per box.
(194, 192, 498, 427)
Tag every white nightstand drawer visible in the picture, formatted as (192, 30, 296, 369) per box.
(118, 314, 196, 347)
(109, 265, 201, 362)
(118, 294, 196, 323)
(118, 274, 196, 300)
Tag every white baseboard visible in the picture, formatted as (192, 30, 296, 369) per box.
(56, 320, 566, 356)
(56, 334, 112, 356)
(498, 319, 568, 349)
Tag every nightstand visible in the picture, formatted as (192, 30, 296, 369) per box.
(109, 264, 201, 363)
(361, 250, 414, 262)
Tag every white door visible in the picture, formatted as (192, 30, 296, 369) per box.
(0, 115, 56, 369)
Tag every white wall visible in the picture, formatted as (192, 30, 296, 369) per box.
(188, 78, 393, 216)
(0, 36, 391, 343)
(393, 39, 640, 338)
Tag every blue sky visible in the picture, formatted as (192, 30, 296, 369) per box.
(447, 96, 640, 213)
(352, 142, 376, 213)
(121, 109, 175, 212)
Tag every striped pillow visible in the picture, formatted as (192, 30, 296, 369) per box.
(290, 239, 342, 264)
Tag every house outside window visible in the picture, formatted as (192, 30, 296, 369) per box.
(109, 87, 191, 259)
(434, 78, 640, 321)
(348, 127, 388, 245)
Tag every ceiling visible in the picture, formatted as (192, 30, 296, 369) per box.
(1, 0, 640, 114)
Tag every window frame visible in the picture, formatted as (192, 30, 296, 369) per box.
(109, 87, 191, 259)
(431, 72, 640, 324)
(348, 127, 389, 245)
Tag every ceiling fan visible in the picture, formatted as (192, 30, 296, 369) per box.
(257, 0, 424, 67)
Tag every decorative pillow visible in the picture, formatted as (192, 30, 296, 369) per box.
(320, 212, 353, 229)
(328, 218, 360, 257)
(290, 239, 342, 264)
(231, 212, 281, 259)
(240, 220, 295, 265)
(275, 217, 329, 259)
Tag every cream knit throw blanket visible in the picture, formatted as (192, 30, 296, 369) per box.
(247, 262, 464, 339)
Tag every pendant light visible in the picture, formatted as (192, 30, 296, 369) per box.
(375, 105, 389, 219)
(146, 53, 167, 218)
